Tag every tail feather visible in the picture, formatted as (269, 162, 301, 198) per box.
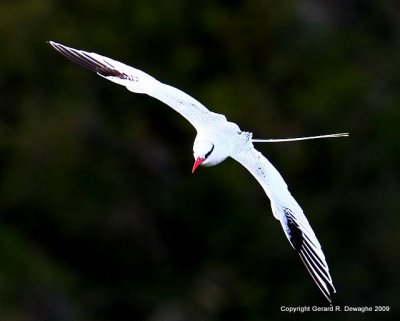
(252, 133, 349, 143)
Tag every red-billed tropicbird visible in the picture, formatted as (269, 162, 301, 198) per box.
(49, 41, 348, 303)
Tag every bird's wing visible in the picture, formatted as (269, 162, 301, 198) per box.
(232, 145, 336, 303)
(48, 41, 226, 131)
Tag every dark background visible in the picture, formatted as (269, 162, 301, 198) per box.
(0, 1, 398, 320)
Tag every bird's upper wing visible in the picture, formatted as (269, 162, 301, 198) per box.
(232, 145, 336, 303)
(48, 41, 226, 131)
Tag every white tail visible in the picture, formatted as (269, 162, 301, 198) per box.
(252, 133, 349, 143)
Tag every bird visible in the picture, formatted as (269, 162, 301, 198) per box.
(48, 41, 348, 303)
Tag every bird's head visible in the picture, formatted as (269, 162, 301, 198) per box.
(192, 140, 215, 173)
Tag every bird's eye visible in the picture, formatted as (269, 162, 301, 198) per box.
(205, 144, 215, 159)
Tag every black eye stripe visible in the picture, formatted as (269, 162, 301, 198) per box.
(205, 144, 215, 159)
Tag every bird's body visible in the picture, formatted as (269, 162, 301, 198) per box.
(49, 41, 347, 303)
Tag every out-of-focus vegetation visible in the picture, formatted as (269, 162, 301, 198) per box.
(0, 1, 399, 320)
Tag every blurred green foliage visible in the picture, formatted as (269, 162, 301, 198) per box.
(0, 0, 399, 320)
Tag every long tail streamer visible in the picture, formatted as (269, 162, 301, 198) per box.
(252, 133, 349, 143)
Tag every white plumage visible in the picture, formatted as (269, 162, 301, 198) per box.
(49, 41, 347, 302)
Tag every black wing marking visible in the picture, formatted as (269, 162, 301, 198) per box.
(284, 207, 336, 302)
(48, 41, 228, 131)
(49, 41, 130, 79)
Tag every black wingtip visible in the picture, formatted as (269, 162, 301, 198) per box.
(48, 41, 66, 55)
(47, 40, 58, 48)
(298, 250, 335, 304)
(47, 41, 128, 79)
(283, 208, 336, 303)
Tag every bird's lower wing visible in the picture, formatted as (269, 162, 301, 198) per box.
(232, 146, 336, 303)
(48, 41, 226, 130)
